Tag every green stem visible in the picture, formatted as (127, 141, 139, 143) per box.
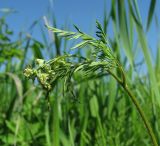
(52, 88, 59, 146)
(122, 84, 158, 146)
(109, 69, 158, 146)
(110, 63, 158, 145)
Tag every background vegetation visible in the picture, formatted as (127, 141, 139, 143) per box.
(0, 0, 160, 146)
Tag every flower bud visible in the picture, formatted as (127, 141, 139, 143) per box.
(23, 67, 33, 78)
(35, 59, 45, 66)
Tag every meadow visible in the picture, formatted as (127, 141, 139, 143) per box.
(0, 0, 160, 146)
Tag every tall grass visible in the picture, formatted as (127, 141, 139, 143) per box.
(0, 0, 160, 146)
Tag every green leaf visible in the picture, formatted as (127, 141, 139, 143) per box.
(108, 77, 117, 118)
(156, 43, 160, 71)
(70, 40, 90, 50)
(47, 24, 94, 41)
(118, 0, 133, 67)
(5, 120, 16, 133)
(6, 72, 23, 98)
(46, 25, 75, 38)
(68, 120, 75, 146)
(146, 0, 156, 31)
(89, 96, 99, 118)
(59, 130, 71, 146)
(0, 134, 15, 144)
(134, 19, 160, 106)
(31, 40, 44, 59)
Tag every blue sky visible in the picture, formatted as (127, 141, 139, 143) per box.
(0, 0, 160, 58)
(0, 0, 111, 36)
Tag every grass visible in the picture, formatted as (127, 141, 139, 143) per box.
(0, 0, 160, 146)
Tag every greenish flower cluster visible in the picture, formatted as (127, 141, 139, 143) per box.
(23, 57, 74, 91)
(24, 59, 53, 91)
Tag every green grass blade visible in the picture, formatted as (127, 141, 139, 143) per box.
(146, 0, 156, 31)
(156, 43, 160, 72)
(108, 77, 117, 118)
(135, 21, 160, 106)
(117, 0, 133, 66)
(6, 72, 23, 98)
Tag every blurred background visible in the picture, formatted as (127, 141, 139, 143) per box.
(0, 0, 160, 146)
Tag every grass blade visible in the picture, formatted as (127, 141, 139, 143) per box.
(146, 0, 156, 31)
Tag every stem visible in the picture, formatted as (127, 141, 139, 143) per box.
(52, 86, 59, 146)
(109, 70, 158, 146)
(108, 66, 158, 146)
(122, 85, 158, 146)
